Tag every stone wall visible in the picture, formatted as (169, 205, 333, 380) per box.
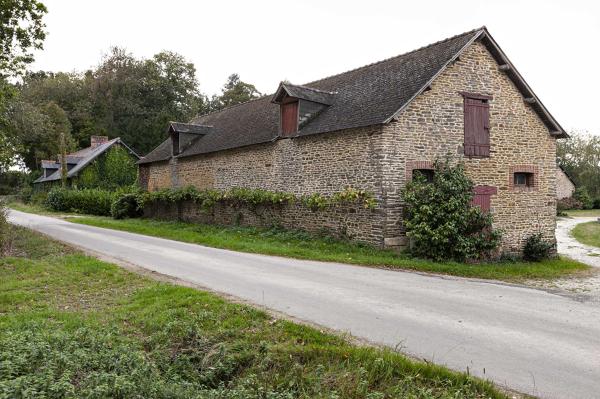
(143, 200, 383, 246)
(141, 39, 559, 254)
(380, 41, 558, 253)
(556, 167, 575, 200)
(143, 126, 388, 247)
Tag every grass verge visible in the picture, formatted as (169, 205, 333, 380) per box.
(69, 215, 588, 282)
(564, 209, 600, 217)
(572, 221, 600, 248)
(11, 200, 589, 281)
(0, 227, 506, 398)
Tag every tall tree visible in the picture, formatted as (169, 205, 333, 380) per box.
(0, 0, 47, 169)
(209, 73, 261, 111)
(557, 131, 600, 199)
(0, 0, 47, 77)
(89, 47, 205, 154)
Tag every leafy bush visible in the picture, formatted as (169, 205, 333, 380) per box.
(0, 202, 14, 255)
(17, 185, 33, 203)
(402, 160, 501, 261)
(523, 233, 553, 261)
(557, 196, 583, 211)
(45, 188, 115, 216)
(593, 198, 600, 210)
(111, 192, 143, 219)
(0, 170, 29, 195)
(573, 187, 593, 210)
(141, 186, 377, 211)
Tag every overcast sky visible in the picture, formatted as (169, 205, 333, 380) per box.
(31, 0, 600, 134)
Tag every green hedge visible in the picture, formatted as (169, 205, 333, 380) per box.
(45, 188, 116, 216)
(140, 186, 376, 212)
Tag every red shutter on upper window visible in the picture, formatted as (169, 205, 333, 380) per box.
(281, 102, 298, 136)
(471, 185, 497, 212)
(464, 97, 490, 157)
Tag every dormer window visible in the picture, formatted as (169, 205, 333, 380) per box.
(271, 82, 335, 138)
(166, 122, 213, 157)
(280, 100, 299, 136)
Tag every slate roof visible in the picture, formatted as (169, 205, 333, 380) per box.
(139, 27, 566, 165)
(168, 122, 213, 135)
(272, 83, 336, 105)
(34, 138, 139, 183)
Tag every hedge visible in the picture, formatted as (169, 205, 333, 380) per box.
(45, 188, 116, 216)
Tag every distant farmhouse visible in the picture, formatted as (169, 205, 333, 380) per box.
(34, 136, 139, 188)
(139, 27, 567, 254)
(556, 165, 576, 200)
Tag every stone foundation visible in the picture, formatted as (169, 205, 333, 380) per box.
(143, 200, 388, 248)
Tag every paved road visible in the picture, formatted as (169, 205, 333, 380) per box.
(9, 210, 600, 399)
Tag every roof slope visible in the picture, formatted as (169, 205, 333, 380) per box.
(34, 138, 139, 183)
(139, 27, 565, 165)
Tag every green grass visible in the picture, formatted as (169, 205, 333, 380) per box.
(564, 209, 600, 217)
(572, 221, 600, 248)
(0, 227, 507, 398)
(69, 216, 588, 282)
(8, 200, 66, 216)
(11, 200, 589, 281)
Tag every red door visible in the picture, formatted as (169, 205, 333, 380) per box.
(471, 185, 497, 212)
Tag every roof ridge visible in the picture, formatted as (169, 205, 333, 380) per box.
(191, 27, 484, 122)
(194, 94, 271, 119)
(305, 26, 485, 86)
(283, 83, 336, 95)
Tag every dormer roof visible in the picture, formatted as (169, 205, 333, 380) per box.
(271, 83, 336, 105)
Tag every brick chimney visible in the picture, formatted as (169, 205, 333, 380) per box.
(90, 135, 109, 148)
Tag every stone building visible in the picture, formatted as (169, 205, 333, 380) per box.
(34, 136, 139, 188)
(556, 165, 576, 200)
(139, 27, 567, 253)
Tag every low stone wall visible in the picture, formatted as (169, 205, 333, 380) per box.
(143, 200, 385, 247)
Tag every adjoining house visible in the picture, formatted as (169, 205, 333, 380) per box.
(139, 27, 567, 254)
(556, 165, 576, 200)
(34, 136, 139, 187)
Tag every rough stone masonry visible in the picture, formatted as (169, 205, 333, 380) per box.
(140, 29, 564, 255)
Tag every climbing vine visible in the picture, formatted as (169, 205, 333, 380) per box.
(140, 186, 377, 211)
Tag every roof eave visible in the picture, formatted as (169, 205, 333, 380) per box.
(385, 27, 567, 138)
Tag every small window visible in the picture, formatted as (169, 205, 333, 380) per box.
(514, 172, 534, 187)
(413, 169, 434, 183)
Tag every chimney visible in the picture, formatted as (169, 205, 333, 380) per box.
(91, 135, 109, 148)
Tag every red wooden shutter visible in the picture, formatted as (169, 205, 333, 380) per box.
(471, 185, 497, 212)
(464, 97, 490, 157)
(281, 102, 298, 136)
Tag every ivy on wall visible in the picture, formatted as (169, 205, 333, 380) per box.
(140, 186, 377, 211)
(75, 146, 138, 190)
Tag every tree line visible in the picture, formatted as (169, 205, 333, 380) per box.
(557, 132, 600, 205)
(2, 49, 262, 172)
(0, 1, 262, 174)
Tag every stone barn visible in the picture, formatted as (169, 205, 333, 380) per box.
(139, 27, 567, 254)
(556, 165, 576, 200)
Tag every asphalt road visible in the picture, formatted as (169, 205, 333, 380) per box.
(9, 210, 600, 399)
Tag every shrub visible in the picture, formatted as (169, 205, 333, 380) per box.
(111, 192, 143, 219)
(45, 188, 115, 216)
(573, 187, 593, 210)
(523, 233, 553, 261)
(593, 198, 600, 210)
(0, 202, 14, 256)
(557, 196, 583, 211)
(402, 160, 501, 262)
(17, 185, 33, 203)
